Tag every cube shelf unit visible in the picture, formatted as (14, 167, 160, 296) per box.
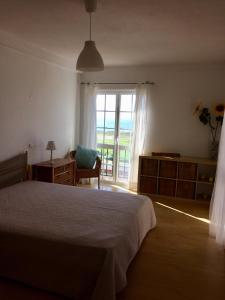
(138, 155, 217, 200)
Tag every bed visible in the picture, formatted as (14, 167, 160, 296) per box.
(0, 152, 156, 300)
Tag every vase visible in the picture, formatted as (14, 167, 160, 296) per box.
(209, 141, 219, 160)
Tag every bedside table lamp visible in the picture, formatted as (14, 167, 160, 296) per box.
(46, 141, 56, 161)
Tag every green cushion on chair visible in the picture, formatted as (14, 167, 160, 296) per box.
(75, 145, 97, 169)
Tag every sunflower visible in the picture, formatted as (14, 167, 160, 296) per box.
(193, 101, 203, 116)
(214, 103, 225, 116)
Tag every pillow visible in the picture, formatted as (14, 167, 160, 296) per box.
(75, 145, 97, 169)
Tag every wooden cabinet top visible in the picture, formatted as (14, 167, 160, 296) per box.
(33, 158, 74, 168)
(139, 155, 217, 166)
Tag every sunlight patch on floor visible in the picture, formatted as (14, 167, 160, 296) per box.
(155, 201, 210, 224)
(111, 184, 137, 195)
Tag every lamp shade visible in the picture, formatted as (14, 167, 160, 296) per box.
(85, 0, 97, 12)
(76, 40, 104, 72)
(46, 141, 56, 151)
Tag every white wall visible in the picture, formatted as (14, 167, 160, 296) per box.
(0, 45, 78, 163)
(81, 65, 225, 158)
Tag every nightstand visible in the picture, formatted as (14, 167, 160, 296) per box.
(32, 158, 75, 186)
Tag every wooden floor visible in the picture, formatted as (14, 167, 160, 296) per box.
(118, 196, 225, 300)
(0, 182, 225, 300)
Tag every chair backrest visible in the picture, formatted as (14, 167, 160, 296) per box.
(69, 150, 101, 170)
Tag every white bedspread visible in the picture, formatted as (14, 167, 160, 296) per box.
(0, 181, 156, 300)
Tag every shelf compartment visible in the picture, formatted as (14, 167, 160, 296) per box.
(196, 182, 214, 201)
(159, 160, 177, 179)
(198, 163, 216, 183)
(178, 162, 197, 180)
(176, 181, 196, 199)
(197, 180, 214, 185)
(139, 176, 157, 194)
(158, 179, 176, 197)
(141, 158, 158, 176)
(33, 166, 52, 183)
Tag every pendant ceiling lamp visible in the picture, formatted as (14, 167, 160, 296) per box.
(76, 0, 104, 72)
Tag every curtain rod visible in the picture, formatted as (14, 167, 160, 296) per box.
(80, 81, 155, 85)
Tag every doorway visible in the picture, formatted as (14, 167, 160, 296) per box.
(96, 91, 136, 184)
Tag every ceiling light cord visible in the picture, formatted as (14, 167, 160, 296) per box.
(89, 13, 92, 40)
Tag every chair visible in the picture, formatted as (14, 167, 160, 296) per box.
(70, 150, 101, 189)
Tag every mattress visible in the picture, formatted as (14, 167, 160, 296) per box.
(0, 181, 156, 300)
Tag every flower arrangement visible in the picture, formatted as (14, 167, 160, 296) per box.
(193, 102, 224, 159)
(193, 102, 224, 144)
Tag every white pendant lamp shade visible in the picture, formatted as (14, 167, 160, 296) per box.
(76, 40, 104, 72)
(76, 0, 104, 72)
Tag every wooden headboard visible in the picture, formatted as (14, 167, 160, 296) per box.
(0, 152, 28, 189)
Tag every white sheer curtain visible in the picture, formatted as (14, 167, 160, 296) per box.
(210, 119, 225, 247)
(129, 84, 151, 191)
(80, 84, 97, 149)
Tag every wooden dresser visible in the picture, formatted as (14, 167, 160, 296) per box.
(138, 155, 217, 200)
(32, 158, 75, 186)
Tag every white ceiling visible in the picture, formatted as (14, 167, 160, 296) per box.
(0, 0, 225, 66)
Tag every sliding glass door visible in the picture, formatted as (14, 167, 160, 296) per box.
(96, 91, 136, 184)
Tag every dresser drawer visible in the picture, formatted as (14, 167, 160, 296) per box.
(55, 171, 72, 181)
(55, 177, 74, 185)
(54, 166, 65, 175)
(64, 178, 74, 185)
(55, 163, 73, 176)
(65, 163, 74, 172)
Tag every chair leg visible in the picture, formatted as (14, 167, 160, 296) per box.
(98, 176, 100, 190)
(74, 176, 78, 186)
